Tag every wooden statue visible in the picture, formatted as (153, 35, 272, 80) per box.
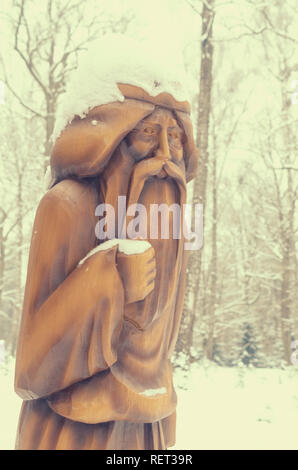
(14, 83, 198, 450)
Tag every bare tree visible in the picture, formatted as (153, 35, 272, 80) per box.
(0, 0, 134, 356)
(177, 0, 215, 364)
(1, 0, 133, 171)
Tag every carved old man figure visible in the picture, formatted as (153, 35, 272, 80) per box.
(14, 42, 199, 449)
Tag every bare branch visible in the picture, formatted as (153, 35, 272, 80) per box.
(14, 0, 49, 97)
(0, 58, 45, 118)
(213, 27, 267, 43)
(273, 166, 298, 171)
(186, 0, 202, 16)
(261, 7, 298, 44)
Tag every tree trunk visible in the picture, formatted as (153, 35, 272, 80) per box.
(279, 87, 296, 364)
(8, 176, 23, 356)
(206, 135, 217, 360)
(183, 0, 215, 363)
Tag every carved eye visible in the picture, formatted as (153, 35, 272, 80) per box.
(168, 130, 180, 139)
(168, 129, 182, 147)
(143, 126, 156, 135)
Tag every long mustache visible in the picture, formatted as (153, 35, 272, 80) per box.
(126, 156, 187, 221)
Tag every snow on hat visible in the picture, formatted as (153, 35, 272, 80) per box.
(52, 34, 194, 142)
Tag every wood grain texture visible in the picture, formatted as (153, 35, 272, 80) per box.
(14, 92, 198, 450)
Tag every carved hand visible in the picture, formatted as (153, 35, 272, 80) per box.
(116, 242, 156, 305)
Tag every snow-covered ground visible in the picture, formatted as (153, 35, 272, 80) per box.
(0, 358, 22, 450)
(173, 360, 298, 450)
(1, 358, 298, 450)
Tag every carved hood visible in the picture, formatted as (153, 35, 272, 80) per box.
(51, 84, 199, 184)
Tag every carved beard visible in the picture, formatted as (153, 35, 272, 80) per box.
(127, 157, 187, 214)
(100, 140, 187, 241)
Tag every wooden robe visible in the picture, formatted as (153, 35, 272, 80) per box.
(14, 94, 198, 450)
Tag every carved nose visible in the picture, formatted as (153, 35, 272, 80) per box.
(156, 128, 171, 161)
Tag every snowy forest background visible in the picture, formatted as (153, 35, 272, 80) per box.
(0, 0, 297, 449)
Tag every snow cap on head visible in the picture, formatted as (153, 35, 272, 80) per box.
(51, 35, 199, 183)
(53, 34, 194, 141)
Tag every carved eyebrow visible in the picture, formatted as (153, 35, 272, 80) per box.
(168, 125, 183, 133)
(135, 122, 183, 134)
(135, 121, 159, 129)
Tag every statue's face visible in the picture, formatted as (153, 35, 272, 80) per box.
(126, 108, 184, 172)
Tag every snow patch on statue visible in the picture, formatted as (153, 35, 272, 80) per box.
(53, 34, 193, 141)
(78, 238, 152, 266)
(139, 387, 167, 397)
